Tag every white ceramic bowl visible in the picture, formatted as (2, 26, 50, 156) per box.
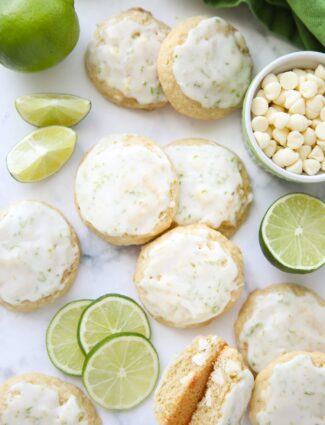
(242, 51, 325, 183)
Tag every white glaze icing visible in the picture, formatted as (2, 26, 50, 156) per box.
(173, 17, 252, 109)
(136, 225, 240, 327)
(1, 382, 87, 425)
(256, 355, 325, 425)
(239, 289, 325, 372)
(88, 15, 168, 104)
(166, 141, 251, 228)
(75, 134, 176, 238)
(218, 369, 254, 425)
(0, 201, 78, 305)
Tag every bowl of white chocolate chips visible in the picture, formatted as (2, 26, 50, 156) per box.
(242, 51, 325, 183)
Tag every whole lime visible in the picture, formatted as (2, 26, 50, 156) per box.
(0, 0, 80, 72)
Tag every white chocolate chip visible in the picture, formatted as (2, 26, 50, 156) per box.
(265, 106, 278, 121)
(311, 119, 321, 129)
(286, 158, 303, 174)
(298, 145, 312, 159)
(300, 80, 318, 98)
(320, 107, 325, 121)
(322, 158, 325, 171)
(303, 158, 321, 175)
(315, 64, 325, 80)
(289, 98, 305, 115)
(273, 112, 289, 129)
(307, 74, 325, 93)
(264, 82, 282, 101)
(287, 131, 304, 149)
(252, 116, 269, 132)
(273, 105, 285, 112)
(251, 97, 269, 116)
(288, 114, 309, 132)
(317, 140, 325, 151)
(272, 128, 289, 146)
(273, 90, 286, 106)
(284, 90, 301, 109)
(272, 148, 299, 167)
(306, 95, 323, 119)
(254, 131, 270, 149)
(309, 145, 324, 162)
(263, 139, 277, 157)
(303, 127, 316, 145)
(256, 89, 267, 99)
(316, 122, 325, 139)
(293, 68, 307, 78)
(262, 73, 278, 88)
(279, 71, 298, 90)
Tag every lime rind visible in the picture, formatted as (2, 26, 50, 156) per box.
(82, 332, 160, 410)
(260, 193, 325, 273)
(78, 293, 151, 354)
(15, 94, 91, 127)
(46, 299, 92, 376)
(7, 126, 77, 182)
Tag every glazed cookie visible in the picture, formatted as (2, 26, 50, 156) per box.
(190, 346, 254, 425)
(75, 134, 178, 246)
(235, 283, 325, 373)
(250, 352, 325, 425)
(86, 8, 170, 110)
(0, 373, 101, 424)
(0, 201, 80, 312)
(155, 335, 227, 425)
(157, 16, 253, 120)
(165, 138, 252, 236)
(134, 224, 244, 328)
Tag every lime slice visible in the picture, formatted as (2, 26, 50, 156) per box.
(78, 294, 151, 354)
(7, 126, 77, 182)
(83, 333, 159, 409)
(46, 300, 92, 376)
(260, 193, 325, 273)
(15, 94, 91, 127)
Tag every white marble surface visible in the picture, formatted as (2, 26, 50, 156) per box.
(0, 0, 324, 424)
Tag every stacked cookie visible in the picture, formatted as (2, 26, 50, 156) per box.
(155, 336, 254, 425)
(74, 133, 253, 328)
(86, 8, 253, 120)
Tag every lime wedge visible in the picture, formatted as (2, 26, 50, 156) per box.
(46, 300, 92, 376)
(15, 94, 91, 127)
(83, 333, 159, 409)
(260, 193, 325, 273)
(78, 294, 151, 354)
(7, 126, 77, 182)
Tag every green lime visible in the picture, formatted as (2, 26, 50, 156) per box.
(0, 0, 79, 72)
(7, 126, 77, 182)
(46, 300, 92, 376)
(260, 193, 325, 274)
(78, 294, 151, 354)
(83, 333, 159, 410)
(15, 94, 91, 127)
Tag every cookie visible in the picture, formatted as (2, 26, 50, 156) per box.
(86, 8, 170, 110)
(0, 200, 80, 312)
(75, 134, 178, 246)
(190, 346, 254, 425)
(155, 335, 226, 425)
(165, 138, 252, 236)
(134, 224, 244, 328)
(235, 283, 325, 373)
(0, 373, 101, 424)
(249, 352, 325, 425)
(157, 16, 253, 120)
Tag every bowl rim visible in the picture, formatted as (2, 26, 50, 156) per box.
(243, 50, 325, 183)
